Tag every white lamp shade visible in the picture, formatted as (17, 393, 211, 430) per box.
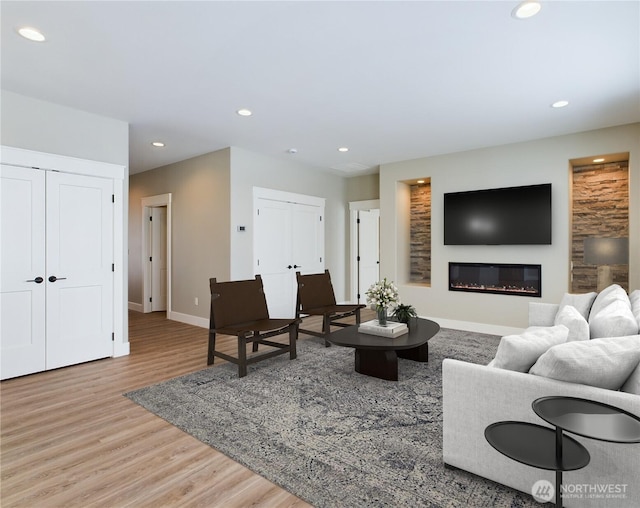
(583, 237, 629, 265)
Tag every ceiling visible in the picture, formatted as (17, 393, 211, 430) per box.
(2, 1, 639, 176)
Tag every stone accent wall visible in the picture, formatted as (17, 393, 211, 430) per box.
(410, 181, 431, 284)
(571, 161, 629, 293)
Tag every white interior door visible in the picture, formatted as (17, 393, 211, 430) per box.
(45, 171, 113, 369)
(254, 194, 325, 319)
(0, 165, 47, 379)
(255, 199, 293, 318)
(358, 209, 380, 301)
(150, 206, 167, 312)
(291, 203, 324, 276)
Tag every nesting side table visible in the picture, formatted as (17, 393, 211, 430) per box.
(485, 396, 640, 508)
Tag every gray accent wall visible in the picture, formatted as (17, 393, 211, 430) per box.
(128, 146, 377, 321)
(128, 149, 231, 318)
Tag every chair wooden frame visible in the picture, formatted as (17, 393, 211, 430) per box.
(296, 270, 365, 346)
(208, 275, 298, 377)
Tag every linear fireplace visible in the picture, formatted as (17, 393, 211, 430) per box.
(449, 262, 541, 297)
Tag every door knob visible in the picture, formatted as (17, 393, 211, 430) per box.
(26, 276, 44, 284)
(293, 264, 301, 269)
(287, 265, 293, 269)
(48, 276, 67, 283)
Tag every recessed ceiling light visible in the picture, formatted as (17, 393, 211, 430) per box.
(287, 148, 298, 154)
(151, 141, 165, 147)
(593, 158, 605, 163)
(417, 180, 425, 184)
(338, 147, 349, 153)
(551, 100, 569, 108)
(237, 108, 252, 117)
(512, 1, 542, 19)
(17, 26, 46, 42)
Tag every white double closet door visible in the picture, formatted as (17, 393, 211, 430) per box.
(254, 190, 325, 319)
(1, 165, 113, 379)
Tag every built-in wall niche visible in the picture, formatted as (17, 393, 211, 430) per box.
(409, 178, 431, 285)
(570, 154, 629, 293)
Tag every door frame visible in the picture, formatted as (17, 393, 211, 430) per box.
(142, 193, 173, 314)
(0, 145, 128, 357)
(349, 199, 380, 303)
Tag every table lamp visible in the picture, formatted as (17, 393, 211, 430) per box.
(583, 237, 629, 291)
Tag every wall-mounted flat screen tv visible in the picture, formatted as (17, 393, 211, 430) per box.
(444, 183, 552, 245)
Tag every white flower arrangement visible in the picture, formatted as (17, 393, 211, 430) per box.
(365, 278, 400, 310)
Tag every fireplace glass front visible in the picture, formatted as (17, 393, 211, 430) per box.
(449, 262, 541, 297)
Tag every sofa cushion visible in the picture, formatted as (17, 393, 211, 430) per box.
(554, 305, 589, 342)
(530, 335, 640, 390)
(559, 291, 597, 320)
(588, 284, 638, 338)
(490, 325, 568, 372)
(630, 289, 640, 330)
(621, 359, 640, 395)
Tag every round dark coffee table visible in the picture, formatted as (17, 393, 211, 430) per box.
(327, 318, 440, 380)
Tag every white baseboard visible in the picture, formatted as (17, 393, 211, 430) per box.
(128, 301, 143, 312)
(128, 303, 208, 329)
(129, 304, 519, 337)
(169, 311, 209, 329)
(424, 316, 523, 336)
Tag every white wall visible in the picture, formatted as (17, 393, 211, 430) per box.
(229, 147, 350, 300)
(1, 91, 128, 166)
(380, 123, 640, 333)
(1, 90, 130, 349)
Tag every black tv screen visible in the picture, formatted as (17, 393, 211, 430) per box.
(444, 183, 552, 245)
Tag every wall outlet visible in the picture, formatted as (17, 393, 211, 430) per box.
(194, 297, 199, 306)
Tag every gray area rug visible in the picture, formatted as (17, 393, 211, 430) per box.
(126, 328, 542, 507)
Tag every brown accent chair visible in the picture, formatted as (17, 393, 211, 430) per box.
(296, 270, 365, 346)
(208, 275, 298, 377)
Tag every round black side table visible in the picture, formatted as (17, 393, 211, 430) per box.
(532, 396, 640, 507)
(485, 396, 640, 508)
(485, 421, 590, 507)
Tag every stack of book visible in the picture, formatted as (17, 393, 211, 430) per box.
(358, 319, 408, 338)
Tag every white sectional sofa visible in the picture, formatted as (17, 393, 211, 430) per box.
(442, 285, 640, 507)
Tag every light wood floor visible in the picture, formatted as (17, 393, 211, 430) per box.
(1, 310, 370, 507)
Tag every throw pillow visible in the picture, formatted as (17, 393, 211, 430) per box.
(559, 291, 597, 320)
(589, 284, 627, 316)
(530, 335, 640, 390)
(621, 359, 640, 395)
(588, 284, 638, 338)
(491, 325, 568, 373)
(630, 289, 640, 330)
(554, 305, 589, 342)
